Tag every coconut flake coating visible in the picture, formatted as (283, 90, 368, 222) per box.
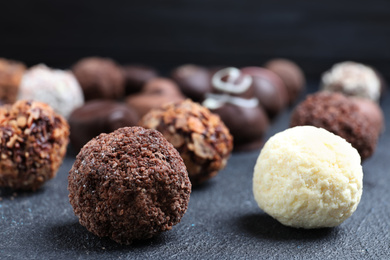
(290, 91, 378, 161)
(139, 99, 233, 185)
(253, 126, 363, 228)
(0, 100, 69, 190)
(68, 126, 191, 245)
(17, 64, 84, 119)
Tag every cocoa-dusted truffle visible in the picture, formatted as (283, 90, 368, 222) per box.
(203, 67, 269, 151)
(72, 57, 125, 101)
(241, 66, 289, 120)
(122, 65, 159, 95)
(68, 126, 191, 245)
(0, 58, 26, 104)
(139, 99, 233, 185)
(0, 100, 69, 190)
(290, 92, 378, 160)
(171, 64, 212, 102)
(126, 78, 185, 118)
(68, 100, 139, 152)
(264, 58, 305, 105)
(351, 97, 384, 137)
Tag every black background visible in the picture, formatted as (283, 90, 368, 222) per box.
(1, 0, 390, 79)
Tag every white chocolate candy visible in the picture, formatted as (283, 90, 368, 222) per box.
(321, 61, 381, 102)
(253, 126, 363, 228)
(18, 64, 84, 119)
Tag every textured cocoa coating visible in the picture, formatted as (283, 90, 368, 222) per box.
(265, 58, 305, 105)
(241, 66, 289, 120)
(122, 65, 159, 95)
(290, 92, 378, 160)
(68, 126, 191, 245)
(126, 78, 185, 118)
(351, 97, 384, 137)
(72, 57, 125, 101)
(171, 64, 211, 102)
(68, 100, 139, 152)
(0, 100, 69, 190)
(139, 99, 233, 185)
(0, 58, 26, 104)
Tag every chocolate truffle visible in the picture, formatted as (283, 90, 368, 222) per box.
(122, 65, 159, 95)
(0, 100, 69, 191)
(139, 99, 233, 185)
(264, 58, 305, 105)
(241, 66, 289, 119)
(171, 64, 212, 102)
(0, 58, 26, 104)
(72, 57, 125, 101)
(290, 92, 378, 160)
(203, 67, 269, 151)
(320, 61, 382, 102)
(68, 126, 191, 245)
(351, 97, 384, 137)
(126, 78, 185, 118)
(68, 100, 139, 152)
(18, 64, 84, 119)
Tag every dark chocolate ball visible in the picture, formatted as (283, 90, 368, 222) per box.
(171, 64, 211, 102)
(290, 92, 378, 161)
(68, 126, 191, 245)
(68, 100, 139, 152)
(122, 65, 159, 95)
(0, 58, 26, 104)
(203, 67, 270, 151)
(139, 99, 233, 185)
(0, 100, 69, 190)
(241, 66, 289, 120)
(126, 78, 185, 118)
(264, 58, 305, 105)
(72, 57, 125, 101)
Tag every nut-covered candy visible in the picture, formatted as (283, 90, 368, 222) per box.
(139, 99, 233, 185)
(68, 126, 191, 245)
(0, 58, 26, 104)
(0, 100, 69, 190)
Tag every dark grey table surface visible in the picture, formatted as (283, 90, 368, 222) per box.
(1, 84, 390, 260)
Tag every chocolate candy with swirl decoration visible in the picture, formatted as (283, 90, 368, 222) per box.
(203, 67, 269, 151)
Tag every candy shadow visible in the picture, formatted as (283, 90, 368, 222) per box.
(42, 220, 169, 253)
(234, 213, 335, 241)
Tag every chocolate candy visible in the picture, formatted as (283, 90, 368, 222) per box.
(0, 58, 26, 104)
(290, 91, 379, 161)
(126, 78, 185, 118)
(264, 58, 305, 105)
(122, 65, 159, 95)
(203, 67, 269, 151)
(68, 100, 139, 152)
(18, 64, 84, 119)
(72, 57, 125, 101)
(68, 126, 191, 244)
(139, 99, 233, 185)
(0, 100, 69, 190)
(241, 66, 289, 120)
(171, 64, 212, 102)
(320, 61, 382, 102)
